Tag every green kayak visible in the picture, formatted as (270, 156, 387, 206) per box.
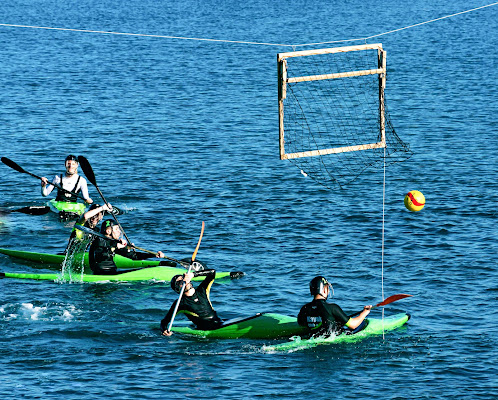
(0, 247, 244, 282)
(46, 200, 123, 217)
(47, 199, 87, 215)
(263, 313, 411, 352)
(0, 247, 166, 269)
(0, 266, 242, 283)
(171, 313, 409, 341)
(172, 313, 309, 339)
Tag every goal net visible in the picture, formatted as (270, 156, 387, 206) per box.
(278, 43, 412, 188)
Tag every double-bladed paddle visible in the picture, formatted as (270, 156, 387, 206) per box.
(1, 157, 88, 202)
(74, 224, 190, 267)
(349, 293, 413, 318)
(167, 221, 205, 333)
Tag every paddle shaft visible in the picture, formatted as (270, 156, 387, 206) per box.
(167, 221, 205, 332)
(1, 157, 88, 202)
(96, 184, 131, 245)
(77, 156, 132, 245)
(349, 294, 413, 318)
(73, 224, 188, 266)
(75, 222, 189, 266)
(129, 244, 189, 267)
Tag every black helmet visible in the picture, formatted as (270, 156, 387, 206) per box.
(65, 155, 79, 163)
(88, 203, 101, 211)
(170, 275, 183, 294)
(100, 219, 117, 234)
(309, 276, 332, 296)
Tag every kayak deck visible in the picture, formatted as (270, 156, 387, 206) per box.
(172, 313, 309, 339)
(47, 199, 87, 215)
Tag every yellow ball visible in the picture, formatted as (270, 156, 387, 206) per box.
(404, 190, 425, 212)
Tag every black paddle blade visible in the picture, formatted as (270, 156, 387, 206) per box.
(12, 206, 51, 215)
(77, 155, 97, 186)
(1, 157, 26, 174)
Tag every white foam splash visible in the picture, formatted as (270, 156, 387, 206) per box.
(21, 303, 47, 320)
(0, 303, 80, 322)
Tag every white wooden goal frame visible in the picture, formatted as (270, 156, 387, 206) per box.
(277, 43, 387, 160)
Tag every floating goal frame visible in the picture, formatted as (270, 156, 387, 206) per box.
(277, 43, 387, 160)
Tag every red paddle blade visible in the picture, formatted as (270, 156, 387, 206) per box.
(376, 294, 413, 307)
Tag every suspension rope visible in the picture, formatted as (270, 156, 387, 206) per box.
(382, 146, 387, 338)
(292, 2, 498, 47)
(0, 23, 289, 47)
(0, 2, 497, 48)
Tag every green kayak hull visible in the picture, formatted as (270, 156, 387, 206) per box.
(0, 248, 244, 282)
(0, 266, 237, 283)
(171, 313, 409, 341)
(263, 313, 411, 352)
(0, 247, 164, 269)
(47, 199, 87, 215)
(172, 313, 310, 339)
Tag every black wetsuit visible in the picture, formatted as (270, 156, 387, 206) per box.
(88, 237, 175, 275)
(88, 236, 120, 275)
(160, 269, 222, 332)
(297, 299, 351, 336)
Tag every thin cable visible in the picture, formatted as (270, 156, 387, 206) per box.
(381, 146, 387, 339)
(0, 23, 289, 47)
(1, 2, 497, 48)
(291, 2, 498, 47)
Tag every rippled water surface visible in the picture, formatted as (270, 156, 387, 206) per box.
(0, 1, 497, 399)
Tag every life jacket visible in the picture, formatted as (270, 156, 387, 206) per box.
(55, 174, 81, 202)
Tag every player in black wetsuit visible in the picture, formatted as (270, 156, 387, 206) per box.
(297, 276, 372, 337)
(161, 269, 222, 335)
(65, 203, 112, 253)
(88, 219, 165, 275)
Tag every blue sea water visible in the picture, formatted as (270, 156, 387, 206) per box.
(0, 0, 497, 398)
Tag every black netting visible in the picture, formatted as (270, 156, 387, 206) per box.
(280, 46, 412, 188)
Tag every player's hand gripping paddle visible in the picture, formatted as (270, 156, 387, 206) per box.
(349, 294, 412, 318)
